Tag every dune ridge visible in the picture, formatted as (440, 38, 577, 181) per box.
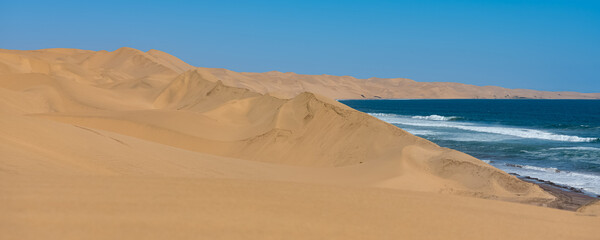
(199, 67, 600, 100)
(1, 47, 598, 239)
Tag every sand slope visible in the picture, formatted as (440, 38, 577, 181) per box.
(1, 47, 598, 239)
(3, 176, 599, 240)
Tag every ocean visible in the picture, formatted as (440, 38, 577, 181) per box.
(339, 99, 600, 196)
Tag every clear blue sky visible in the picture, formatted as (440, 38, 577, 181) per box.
(1, 0, 599, 92)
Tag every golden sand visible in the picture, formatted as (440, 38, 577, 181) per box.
(1, 47, 598, 239)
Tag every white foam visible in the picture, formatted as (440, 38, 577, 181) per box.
(549, 147, 600, 151)
(520, 165, 560, 173)
(495, 163, 600, 195)
(368, 113, 396, 117)
(404, 123, 596, 142)
(411, 115, 458, 121)
(368, 113, 599, 143)
(403, 129, 437, 136)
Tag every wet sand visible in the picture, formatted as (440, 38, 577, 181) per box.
(521, 176, 599, 211)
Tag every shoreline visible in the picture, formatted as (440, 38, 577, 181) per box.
(337, 98, 600, 101)
(519, 176, 599, 211)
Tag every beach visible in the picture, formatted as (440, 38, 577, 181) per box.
(526, 178, 598, 211)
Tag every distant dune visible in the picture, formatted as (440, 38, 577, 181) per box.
(1, 47, 598, 239)
(200, 68, 600, 100)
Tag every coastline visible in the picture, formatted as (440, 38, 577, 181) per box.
(2, 48, 599, 239)
(521, 177, 599, 211)
(338, 98, 600, 100)
(340, 99, 600, 207)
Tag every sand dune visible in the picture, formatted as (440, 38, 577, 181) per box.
(200, 67, 600, 99)
(1, 47, 598, 239)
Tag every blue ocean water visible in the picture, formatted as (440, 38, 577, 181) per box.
(339, 99, 600, 196)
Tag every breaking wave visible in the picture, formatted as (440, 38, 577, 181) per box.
(368, 113, 599, 143)
(411, 115, 462, 121)
(549, 147, 600, 151)
(494, 163, 600, 195)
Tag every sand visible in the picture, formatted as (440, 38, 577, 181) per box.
(1, 47, 599, 239)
